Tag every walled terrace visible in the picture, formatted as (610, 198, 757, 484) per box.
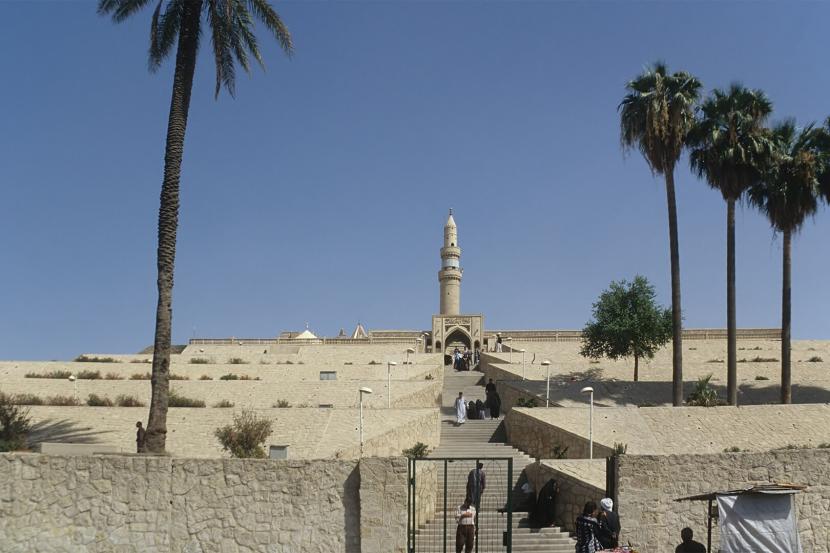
(484, 339, 830, 407)
(0, 344, 443, 459)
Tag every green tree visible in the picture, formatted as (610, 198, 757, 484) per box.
(687, 85, 773, 406)
(748, 121, 823, 404)
(580, 276, 672, 382)
(98, 0, 293, 453)
(215, 409, 274, 458)
(619, 62, 702, 405)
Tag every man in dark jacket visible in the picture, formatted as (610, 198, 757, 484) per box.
(597, 497, 620, 548)
(466, 463, 486, 508)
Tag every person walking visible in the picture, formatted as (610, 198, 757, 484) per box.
(455, 392, 467, 425)
(466, 463, 486, 508)
(135, 421, 146, 453)
(455, 498, 476, 553)
(575, 501, 603, 553)
(495, 333, 503, 352)
(597, 497, 619, 549)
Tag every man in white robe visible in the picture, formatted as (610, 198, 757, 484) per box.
(455, 392, 467, 425)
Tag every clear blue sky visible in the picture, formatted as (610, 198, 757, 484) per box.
(1, 1, 828, 360)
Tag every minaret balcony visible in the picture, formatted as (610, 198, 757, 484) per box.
(440, 246, 461, 258)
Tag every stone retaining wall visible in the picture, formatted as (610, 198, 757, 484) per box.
(617, 449, 830, 553)
(505, 409, 614, 460)
(525, 459, 606, 532)
(0, 453, 409, 553)
(338, 409, 441, 460)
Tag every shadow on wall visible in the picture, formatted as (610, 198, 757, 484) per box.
(343, 467, 361, 553)
(28, 419, 112, 449)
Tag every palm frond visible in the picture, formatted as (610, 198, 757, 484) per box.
(248, 0, 293, 56)
(149, 0, 183, 72)
(98, 0, 155, 22)
(207, 0, 237, 97)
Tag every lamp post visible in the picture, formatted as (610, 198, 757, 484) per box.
(519, 349, 527, 380)
(386, 362, 397, 408)
(542, 360, 551, 407)
(68, 374, 77, 403)
(359, 387, 373, 457)
(581, 386, 594, 459)
(415, 338, 422, 355)
(405, 348, 415, 365)
(505, 337, 513, 363)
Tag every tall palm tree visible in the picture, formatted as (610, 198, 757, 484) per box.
(687, 85, 773, 406)
(816, 117, 830, 204)
(99, 0, 293, 453)
(619, 62, 702, 406)
(748, 120, 822, 404)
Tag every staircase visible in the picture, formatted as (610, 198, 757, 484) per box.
(411, 369, 575, 552)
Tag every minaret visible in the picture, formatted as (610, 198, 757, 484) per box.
(439, 209, 462, 315)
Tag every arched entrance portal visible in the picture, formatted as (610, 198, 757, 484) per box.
(443, 327, 471, 365)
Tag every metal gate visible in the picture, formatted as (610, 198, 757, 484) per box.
(407, 457, 513, 553)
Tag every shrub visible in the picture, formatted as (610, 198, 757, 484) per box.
(807, 356, 824, 363)
(168, 391, 205, 408)
(750, 356, 778, 363)
(11, 394, 44, 406)
(213, 400, 235, 408)
(239, 375, 260, 381)
(0, 393, 32, 452)
(424, 374, 434, 380)
(284, 360, 294, 365)
(402, 442, 430, 459)
(104, 372, 123, 380)
(74, 355, 117, 363)
(228, 358, 248, 365)
(817, 443, 830, 449)
(130, 359, 151, 364)
(755, 375, 770, 381)
(168, 374, 189, 380)
(296, 402, 310, 408)
(368, 360, 380, 365)
(115, 395, 145, 407)
(551, 444, 569, 459)
(273, 400, 291, 408)
(613, 442, 628, 455)
(76, 370, 102, 380)
(46, 395, 81, 406)
(516, 397, 538, 408)
(190, 358, 210, 364)
(25, 370, 73, 379)
(199, 375, 213, 381)
(220, 373, 239, 381)
(724, 446, 744, 452)
(214, 409, 273, 458)
(686, 374, 722, 407)
(130, 372, 151, 380)
(344, 362, 353, 365)
(86, 394, 113, 407)
(706, 358, 723, 363)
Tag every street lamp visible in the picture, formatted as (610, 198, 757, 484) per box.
(405, 348, 415, 365)
(581, 386, 595, 459)
(415, 338, 422, 355)
(505, 337, 513, 363)
(386, 362, 397, 408)
(68, 374, 77, 402)
(519, 349, 527, 380)
(358, 387, 373, 457)
(542, 360, 551, 407)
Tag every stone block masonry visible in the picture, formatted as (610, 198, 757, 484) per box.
(0, 453, 410, 553)
(525, 459, 606, 533)
(617, 449, 830, 553)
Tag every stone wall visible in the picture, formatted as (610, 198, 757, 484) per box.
(525, 459, 606, 532)
(0, 453, 410, 553)
(413, 461, 438, 530)
(337, 409, 441, 460)
(617, 449, 830, 553)
(505, 408, 614, 460)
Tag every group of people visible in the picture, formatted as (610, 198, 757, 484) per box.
(575, 498, 620, 553)
(452, 346, 479, 371)
(454, 380, 501, 424)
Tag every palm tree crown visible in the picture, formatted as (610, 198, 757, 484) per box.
(99, 0, 293, 97)
(748, 120, 822, 233)
(688, 84, 773, 200)
(620, 62, 702, 175)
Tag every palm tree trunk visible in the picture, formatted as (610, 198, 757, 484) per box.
(781, 229, 792, 404)
(665, 170, 684, 406)
(633, 353, 639, 382)
(144, 1, 203, 454)
(726, 199, 737, 406)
